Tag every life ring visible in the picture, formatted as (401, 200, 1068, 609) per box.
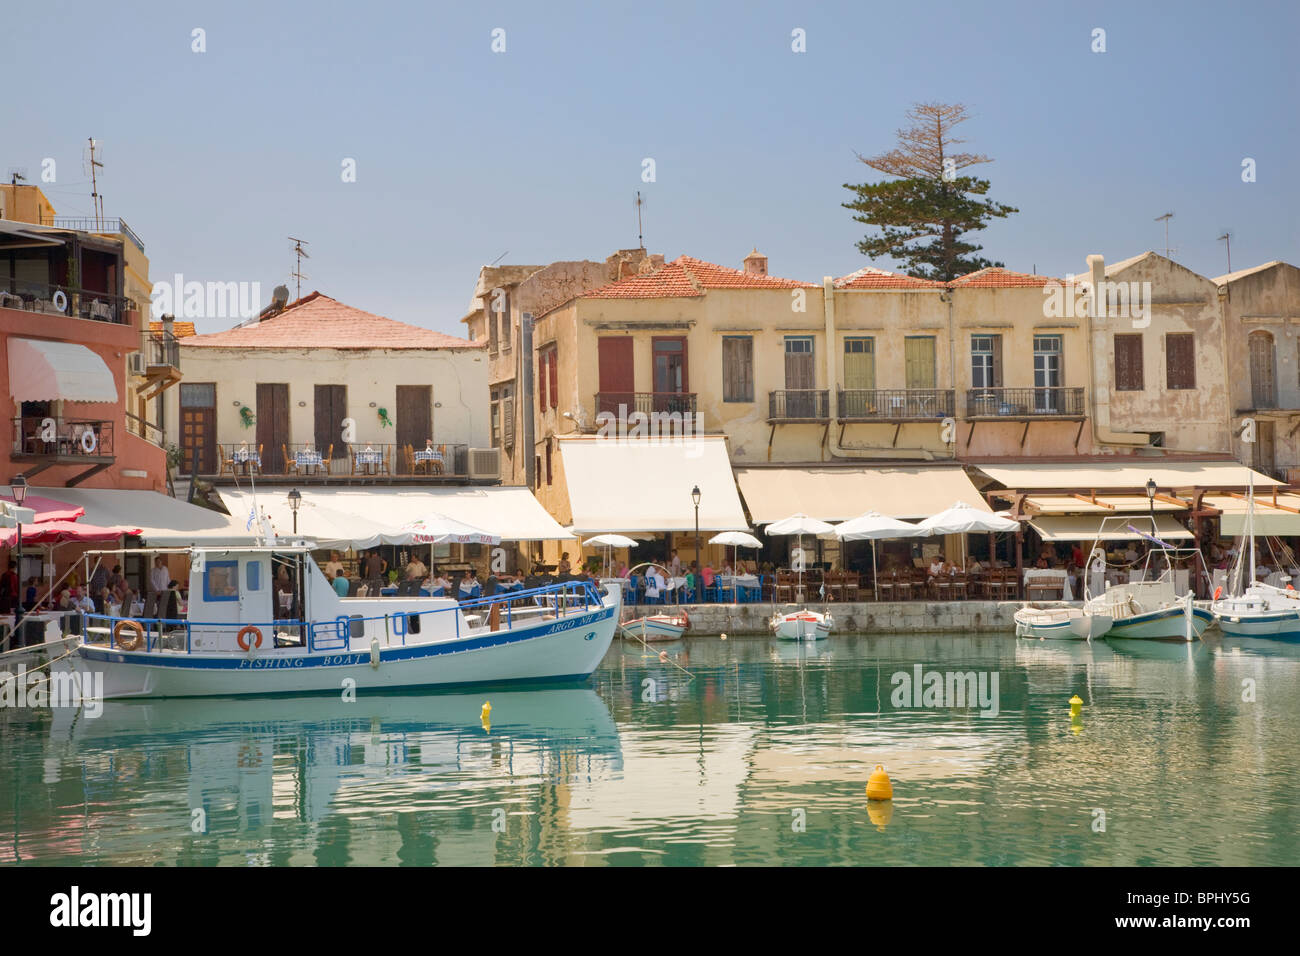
(113, 619, 145, 651)
(236, 625, 263, 651)
(1213, 586, 1223, 600)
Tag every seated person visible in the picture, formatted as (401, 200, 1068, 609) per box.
(702, 563, 715, 588)
(405, 555, 428, 581)
(928, 556, 945, 578)
(332, 569, 350, 598)
(459, 570, 481, 595)
(644, 567, 665, 600)
(432, 571, 452, 593)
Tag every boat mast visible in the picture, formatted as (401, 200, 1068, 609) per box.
(1248, 468, 1255, 587)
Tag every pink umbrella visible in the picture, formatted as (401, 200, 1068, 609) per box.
(0, 520, 139, 547)
(0, 493, 86, 523)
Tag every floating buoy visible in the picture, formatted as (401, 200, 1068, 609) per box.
(369, 636, 381, 669)
(866, 764, 893, 801)
(1069, 694, 1083, 716)
(867, 799, 893, 829)
(481, 701, 491, 722)
(720, 633, 727, 641)
(658, 650, 668, 662)
(1213, 585, 1223, 600)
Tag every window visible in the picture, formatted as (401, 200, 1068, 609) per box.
(501, 384, 514, 449)
(904, 336, 936, 389)
(1114, 334, 1143, 390)
(538, 346, 558, 411)
(1250, 330, 1276, 408)
(784, 336, 814, 388)
(535, 455, 542, 490)
(723, 336, 754, 402)
(545, 437, 553, 486)
(203, 561, 239, 602)
(245, 560, 261, 591)
(490, 388, 501, 447)
(498, 290, 510, 352)
(970, 335, 1002, 389)
(843, 337, 875, 391)
(1165, 333, 1195, 390)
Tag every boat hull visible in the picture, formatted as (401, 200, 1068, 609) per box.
(620, 615, 686, 642)
(73, 605, 618, 699)
(1014, 607, 1111, 641)
(1213, 610, 1300, 641)
(1105, 605, 1213, 642)
(771, 610, 832, 641)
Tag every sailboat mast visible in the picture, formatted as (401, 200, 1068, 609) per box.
(1248, 469, 1255, 585)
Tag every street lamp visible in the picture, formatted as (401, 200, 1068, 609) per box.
(10, 474, 27, 626)
(287, 487, 301, 535)
(691, 485, 701, 585)
(1145, 478, 1157, 523)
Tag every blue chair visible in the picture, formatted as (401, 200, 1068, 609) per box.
(629, 575, 643, 604)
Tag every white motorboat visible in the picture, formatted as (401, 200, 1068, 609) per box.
(1014, 604, 1112, 640)
(621, 611, 688, 642)
(68, 544, 620, 699)
(1211, 473, 1300, 642)
(769, 607, 833, 641)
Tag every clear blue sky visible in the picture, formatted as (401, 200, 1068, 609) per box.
(7, 0, 1297, 335)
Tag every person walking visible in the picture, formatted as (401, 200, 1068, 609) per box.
(148, 556, 170, 620)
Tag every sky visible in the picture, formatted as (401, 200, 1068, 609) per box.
(6, 0, 1298, 336)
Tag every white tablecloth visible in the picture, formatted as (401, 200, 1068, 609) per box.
(1023, 569, 1073, 600)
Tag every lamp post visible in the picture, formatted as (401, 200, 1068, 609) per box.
(287, 487, 302, 536)
(691, 485, 701, 586)
(1145, 478, 1157, 525)
(10, 474, 27, 627)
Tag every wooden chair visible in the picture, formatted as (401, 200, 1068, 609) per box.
(877, 573, 894, 601)
(895, 575, 914, 601)
(403, 444, 416, 475)
(320, 443, 333, 476)
(934, 577, 952, 602)
(951, 575, 969, 600)
(775, 571, 795, 603)
(283, 444, 298, 476)
(844, 571, 860, 602)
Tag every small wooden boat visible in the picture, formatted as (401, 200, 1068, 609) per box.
(621, 612, 688, 642)
(1014, 605, 1111, 640)
(769, 608, 832, 641)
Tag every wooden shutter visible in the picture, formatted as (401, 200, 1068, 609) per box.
(256, 383, 289, 473)
(991, 335, 1003, 388)
(548, 349, 558, 410)
(843, 338, 875, 390)
(723, 336, 753, 401)
(784, 338, 813, 389)
(1250, 331, 1276, 408)
(1114, 334, 1144, 391)
(598, 337, 634, 414)
(314, 384, 346, 452)
(904, 337, 935, 389)
(1165, 333, 1195, 390)
(538, 351, 548, 410)
(396, 385, 432, 474)
(502, 387, 514, 449)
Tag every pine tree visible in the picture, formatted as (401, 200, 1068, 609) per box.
(843, 103, 1018, 281)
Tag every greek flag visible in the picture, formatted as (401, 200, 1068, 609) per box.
(246, 507, 257, 531)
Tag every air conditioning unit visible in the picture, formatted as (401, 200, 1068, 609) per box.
(467, 447, 501, 480)
(127, 351, 146, 376)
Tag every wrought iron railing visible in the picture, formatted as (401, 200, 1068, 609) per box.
(768, 389, 830, 420)
(838, 388, 955, 420)
(41, 216, 145, 252)
(148, 332, 180, 368)
(965, 387, 1086, 417)
(12, 417, 115, 458)
(0, 279, 131, 324)
(595, 392, 698, 416)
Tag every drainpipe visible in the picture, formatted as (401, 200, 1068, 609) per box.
(823, 276, 939, 461)
(1085, 254, 1151, 448)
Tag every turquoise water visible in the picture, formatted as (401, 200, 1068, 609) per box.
(2, 632, 1297, 866)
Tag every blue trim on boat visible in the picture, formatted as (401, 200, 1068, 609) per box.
(78, 605, 615, 670)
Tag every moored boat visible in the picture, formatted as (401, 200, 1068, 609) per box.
(68, 544, 620, 699)
(1014, 604, 1112, 640)
(769, 607, 832, 641)
(1211, 472, 1300, 642)
(620, 612, 688, 642)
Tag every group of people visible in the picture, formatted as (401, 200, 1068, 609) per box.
(1, 556, 176, 622)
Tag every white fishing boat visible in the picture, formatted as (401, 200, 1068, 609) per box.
(1211, 472, 1300, 642)
(1081, 516, 1212, 643)
(67, 543, 620, 699)
(769, 607, 833, 641)
(1014, 604, 1112, 640)
(620, 611, 688, 642)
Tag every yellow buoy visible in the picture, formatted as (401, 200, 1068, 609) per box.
(1069, 694, 1083, 715)
(866, 763, 893, 801)
(481, 701, 492, 721)
(867, 799, 893, 829)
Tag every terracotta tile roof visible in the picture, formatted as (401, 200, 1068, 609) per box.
(580, 255, 816, 301)
(834, 267, 945, 290)
(148, 320, 196, 338)
(948, 267, 1058, 288)
(183, 292, 481, 350)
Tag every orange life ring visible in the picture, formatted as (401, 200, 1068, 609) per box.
(1213, 586, 1223, 600)
(236, 625, 263, 651)
(113, 619, 145, 651)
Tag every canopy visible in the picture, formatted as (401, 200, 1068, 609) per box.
(708, 531, 762, 549)
(833, 511, 927, 541)
(0, 519, 139, 547)
(918, 501, 1020, 535)
(7, 338, 118, 403)
(765, 514, 836, 537)
(584, 534, 640, 548)
(0, 493, 85, 523)
(29, 486, 256, 546)
(559, 437, 749, 533)
(396, 515, 500, 545)
(1205, 494, 1300, 537)
(735, 465, 991, 523)
(1028, 513, 1194, 542)
(974, 461, 1281, 491)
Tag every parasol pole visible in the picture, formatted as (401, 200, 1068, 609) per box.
(873, 539, 879, 601)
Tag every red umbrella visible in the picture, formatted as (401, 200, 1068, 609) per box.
(0, 520, 139, 548)
(0, 493, 86, 523)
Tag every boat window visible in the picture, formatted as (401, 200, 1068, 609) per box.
(349, 616, 365, 639)
(407, 614, 421, 634)
(204, 561, 240, 602)
(246, 560, 261, 591)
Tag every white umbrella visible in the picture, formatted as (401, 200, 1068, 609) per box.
(765, 514, 836, 604)
(583, 533, 639, 576)
(834, 511, 927, 601)
(709, 530, 763, 599)
(391, 514, 501, 545)
(918, 501, 1019, 571)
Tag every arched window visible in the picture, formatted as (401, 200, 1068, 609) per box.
(1249, 330, 1277, 409)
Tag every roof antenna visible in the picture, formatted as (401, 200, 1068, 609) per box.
(1154, 212, 1175, 258)
(489, 251, 509, 266)
(288, 236, 310, 301)
(636, 191, 645, 250)
(1217, 231, 1232, 275)
(84, 137, 105, 229)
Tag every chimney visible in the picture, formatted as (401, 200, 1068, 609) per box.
(1086, 254, 1105, 318)
(743, 248, 767, 276)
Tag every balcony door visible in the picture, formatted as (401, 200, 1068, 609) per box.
(179, 383, 217, 474)
(1033, 335, 1063, 413)
(314, 384, 347, 459)
(598, 337, 634, 416)
(652, 337, 689, 413)
(256, 383, 289, 474)
(784, 336, 815, 417)
(1249, 331, 1277, 409)
(396, 385, 432, 475)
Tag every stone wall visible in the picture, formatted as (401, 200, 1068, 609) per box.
(657, 601, 1022, 636)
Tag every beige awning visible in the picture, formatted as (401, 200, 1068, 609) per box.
(735, 465, 991, 524)
(30, 487, 256, 546)
(976, 461, 1280, 490)
(1205, 494, 1300, 537)
(1024, 494, 1186, 514)
(1028, 513, 1193, 542)
(8, 338, 118, 403)
(559, 437, 748, 533)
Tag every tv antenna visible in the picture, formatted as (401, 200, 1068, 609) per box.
(288, 236, 310, 301)
(635, 191, 645, 249)
(489, 251, 509, 266)
(1154, 212, 1175, 258)
(7, 168, 27, 187)
(83, 138, 105, 229)
(1217, 231, 1233, 275)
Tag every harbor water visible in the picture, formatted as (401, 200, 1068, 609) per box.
(2, 632, 1297, 866)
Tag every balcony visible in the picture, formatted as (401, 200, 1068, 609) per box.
(965, 387, 1086, 419)
(205, 442, 472, 483)
(11, 417, 116, 485)
(0, 279, 132, 325)
(768, 389, 830, 422)
(838, 388, 955, 422)
(595, 392, 698, 417)
(41, 216, 146, 253)
(132, 332, 182, 398)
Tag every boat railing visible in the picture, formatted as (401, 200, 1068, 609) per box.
(82, 579, 611, 654)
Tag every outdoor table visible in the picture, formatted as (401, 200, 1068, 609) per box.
(414, 449, 444, 474)
(380, 586, 398, 597)
(355, 450, 383, 474)
(233, 450, 261, 475)
(296, 451, 324, 474)
(718, 573, 759, 601)
(1023, 568, 1072, 600)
